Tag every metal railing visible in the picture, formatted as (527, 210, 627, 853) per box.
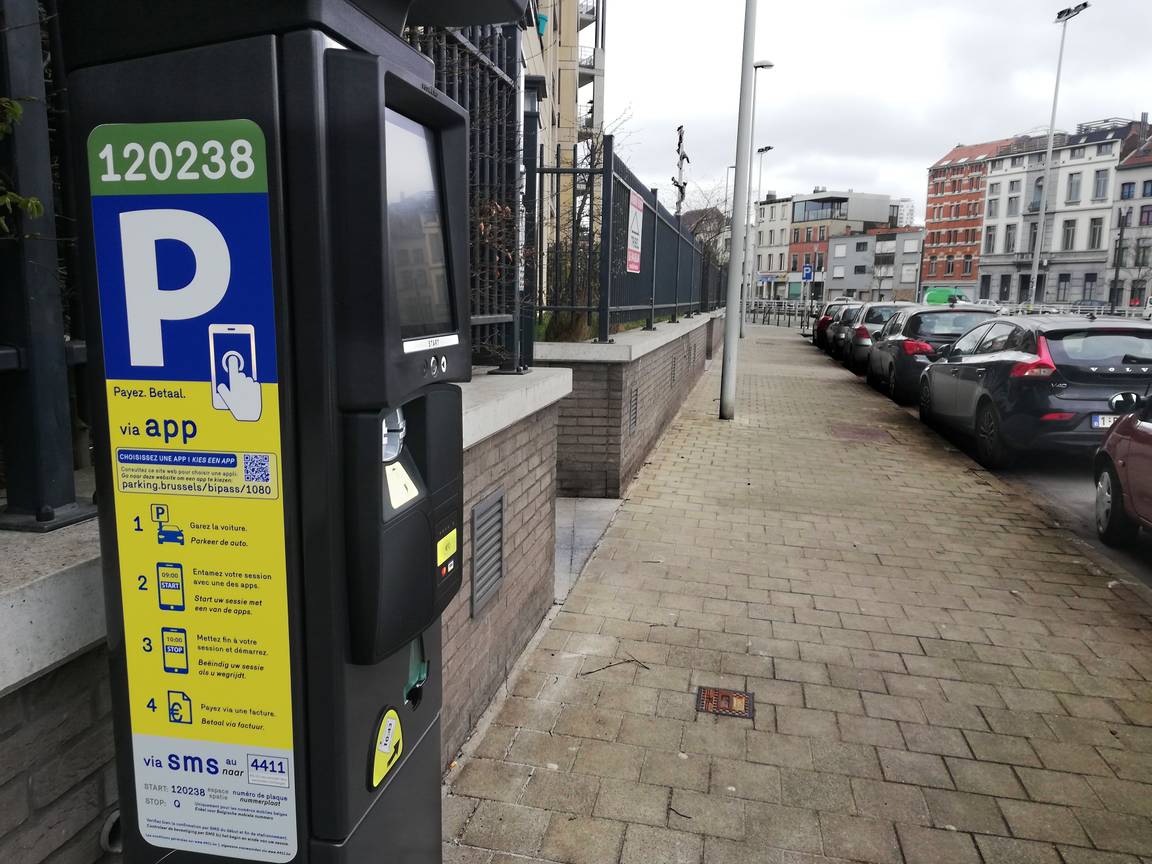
(528, 134, 726, 345)
(578, 45, 597, 68)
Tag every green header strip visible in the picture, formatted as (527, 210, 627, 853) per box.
(87, 120, 267, 196)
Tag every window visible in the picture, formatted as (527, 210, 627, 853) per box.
(1144, 180, 1152, 198)
(1142, 205, 1152, 227)
(1010, 156, 1024, 168)
(816, 252, 825, 270)
(757, 254, 763, 270)
(901, 264, 917, 283)
(805, 227, 813, 242)
(903, 239, 918, 253)
(853, 264, 866, 275)
(1070, 146, 1085, 159)
(1007, 196, 1020, 216)
(945, 255, 955, 275)
(989, 182, 1001, 195)
(1028, 222, 1038, 253)
(1137, 239, 1152, 268)
(792, 228, 800, 243)
(990, 159, 1003, 171)
(984, 227, 997, 253)
(1094, 169, 1109, 199)
(1117, 243, 1128, 268)
(818, 226, 826, 241)
(1031, 177, 1044, 209)
(980, 274, 992, 299)
(999, 274, 1013, 301)
(951, 323, 995, 358)
(1098, 142, 1115, 156)
(770, 206, 776, 219)
(1133, 279, 1148, 307)
(987, 198, 999, 219)
(778, 253, 785, 270)
(951, 179, 960, 193)
(978, 323, 1016, 354)
(1066, 172, 1081, 202)
(1009, 180, 1022, 193)
(952, 204, 960, 218)
(1005, 224, 1017, 253)
(804, 252, 812, 266)
(963, 255, 973, 275)
(790, 254, 798, 270)
(833, 243, 847, 258)
(1084, 272, 1097, 300)
(927, 256, 937, 275)
(832, 265, 846, 279)
(1061, 219, 1076, 251)
(1089, 217, 1103, 249)
(758, 231, 763, 245)
(1056, 273, 1071, 301)
(768, 229, 775, 245)
(1122, 182, 1136, 200)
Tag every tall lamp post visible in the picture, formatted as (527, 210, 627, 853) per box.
(1027, 2, 1089, 306)
(740, 61, 774, 338)
(1111, 206, 1132, 312)
(719, 0, 758, 420)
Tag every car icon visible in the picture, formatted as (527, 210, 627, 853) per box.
(157, 524, 185, 545)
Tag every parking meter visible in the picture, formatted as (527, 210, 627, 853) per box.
(61, 1, 526, 861)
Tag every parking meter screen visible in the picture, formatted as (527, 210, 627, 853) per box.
(385, 108, 454, 340)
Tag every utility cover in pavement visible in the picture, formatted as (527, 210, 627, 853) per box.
(696, 687, 755, 719)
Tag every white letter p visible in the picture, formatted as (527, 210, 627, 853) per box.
(120, 209, 231, 366)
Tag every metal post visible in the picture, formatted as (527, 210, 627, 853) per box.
(1028, 16, 1071, 306)
(672, 216, 682, 321)
(1112, 207, 1129, 313)
(647, 190, 658, 330)
(571, 143, 579, 313)
(597, 134, 615, 342)
(0, 0, 94, 530)
(719, 0, 757, 420)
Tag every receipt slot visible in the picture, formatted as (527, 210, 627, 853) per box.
(62, 1, 526, 862)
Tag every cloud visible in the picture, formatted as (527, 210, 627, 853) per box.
(602, 0, 1152, 217)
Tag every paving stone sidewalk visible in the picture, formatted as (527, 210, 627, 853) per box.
(444, 325, 1152, 864)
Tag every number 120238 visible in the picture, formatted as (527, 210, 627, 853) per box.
(97, 139, 255, 184)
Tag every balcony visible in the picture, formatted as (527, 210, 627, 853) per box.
(578, 0, 597, 28)
(577, 45, 604, 87)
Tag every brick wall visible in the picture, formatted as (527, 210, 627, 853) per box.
(542, 321, 711, 499)
(0, 647, 117, 864)
(440, 403, 560, 766)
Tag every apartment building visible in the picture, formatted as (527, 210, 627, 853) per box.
(895, 198, 916, 227)
(827, 227, 924, 302)
(922, 138, 1014, 300)
(979, 118, 1147, 305)
(785, 189, 895, 301)
(1111, 136, 1152, 309)
(754, 193, 792, 299)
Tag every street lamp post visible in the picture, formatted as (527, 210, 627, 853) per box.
(1111, 206, 1132, 313)
(719, 0, 758, 420)
(1028, 2, 1089, 306)
(740, 61, 774, 339)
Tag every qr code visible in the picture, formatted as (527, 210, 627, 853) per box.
(243, 454, 271, 483)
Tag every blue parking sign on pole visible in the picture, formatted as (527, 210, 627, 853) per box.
(802, 263, 813, 282)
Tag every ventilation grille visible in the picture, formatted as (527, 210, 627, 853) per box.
(629, 388, 639, 434)
(471, 490, 504, 616)
(671, 357, 677, 385)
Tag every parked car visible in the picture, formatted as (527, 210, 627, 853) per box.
(972, 299, 1001, 310)
(867, 306, 998, 404)
(826, 303, 862, 358)
(918, 316, 1152, 468)
(1095, 396, 1152, 545)
(842, 302, 913, 373)
(923, 288, 972, 305)
(812, 300, 848, 349)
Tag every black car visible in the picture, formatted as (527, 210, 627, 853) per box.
(918, 316, 1152, 468)
(867, 306, 998, 404)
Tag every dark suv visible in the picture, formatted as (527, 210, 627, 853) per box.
(918, 317, 1152, 468)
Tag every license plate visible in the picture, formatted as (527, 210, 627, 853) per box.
(1092, 414, 1119, 429)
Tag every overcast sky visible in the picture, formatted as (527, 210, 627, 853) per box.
(601, 0, 1152, 221)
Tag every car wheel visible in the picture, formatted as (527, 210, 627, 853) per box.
(918, 378, 934, 425)
(886, 366, 907, 405)
(974, 401, 1015, 469)
(1096, 462, 1139, 546)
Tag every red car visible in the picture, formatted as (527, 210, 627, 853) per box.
(1095, 397, 1152, 544)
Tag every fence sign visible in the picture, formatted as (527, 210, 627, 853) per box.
(626, 190, 644, 274)
(87, 120, 296, 861)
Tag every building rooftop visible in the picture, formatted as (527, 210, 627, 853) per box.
(931, 138, 1016, 169)
(1120, 137, 1152, 170)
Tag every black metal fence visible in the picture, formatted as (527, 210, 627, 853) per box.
(531, 134, 726, 345)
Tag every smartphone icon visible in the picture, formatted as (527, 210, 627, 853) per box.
(157, 563, 185, 611)
(161, 627, 189, 674)
(209, 324, 257, 410)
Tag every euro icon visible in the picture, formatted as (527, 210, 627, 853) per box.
(168, 690, 193, 725)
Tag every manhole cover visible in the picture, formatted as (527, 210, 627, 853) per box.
(696, 687, 755, 719)
(829, 424, 892, 443)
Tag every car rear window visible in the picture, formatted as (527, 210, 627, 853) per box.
(908, 310, 995, 337)
(1047, 330, 1152, 366)
(864, 306, 899, 325)
(838, 305, 861, 321)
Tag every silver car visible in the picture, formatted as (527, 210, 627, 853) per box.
(826, 303, 862, 358)
(843, 301, 915, 373)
